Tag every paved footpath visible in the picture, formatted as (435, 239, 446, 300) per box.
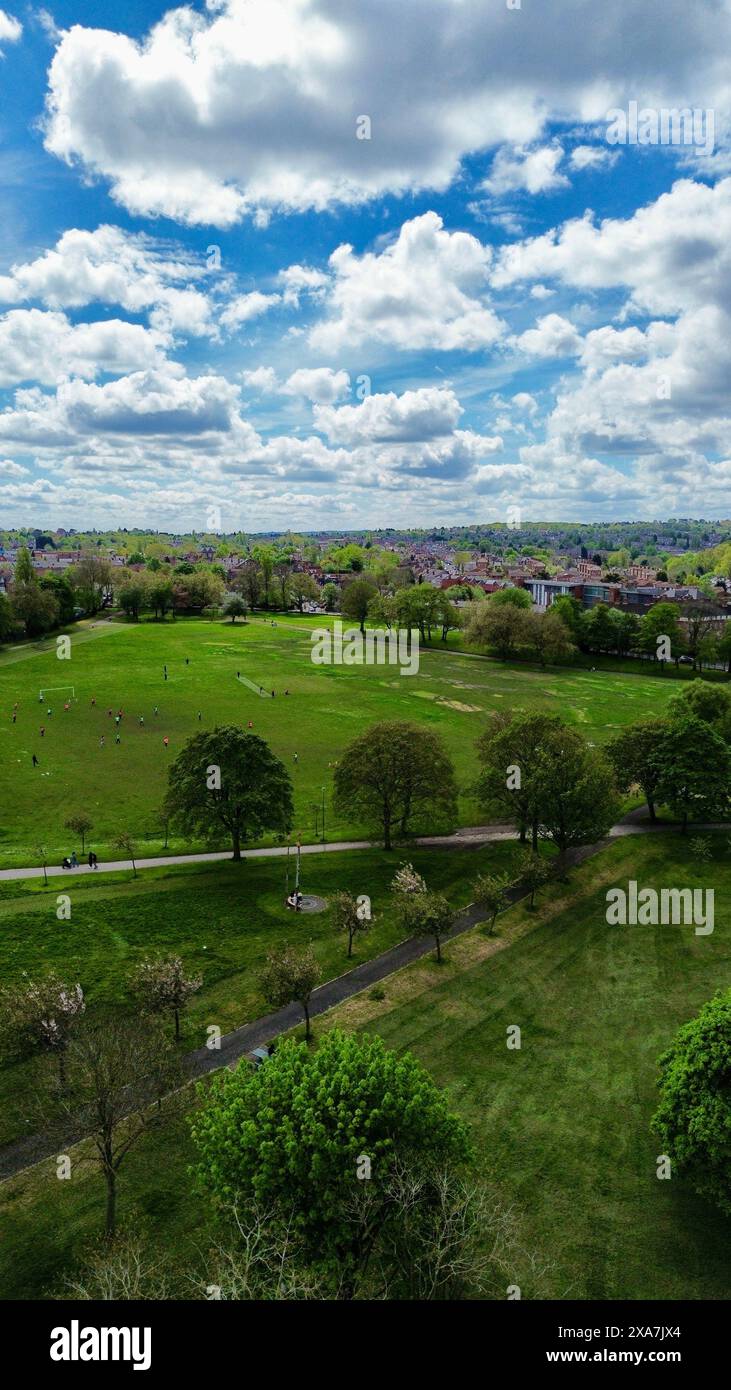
(1, 813, 728, 1181)
(2, 812, 724, 882)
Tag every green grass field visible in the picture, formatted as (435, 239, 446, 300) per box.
(1, 832, 728, 1300)
(0, 613, 684, 866)
(326, 831, 731, 1299)
(0, 841, 529, 1149)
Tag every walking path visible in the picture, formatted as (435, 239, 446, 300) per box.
(0, 811, 728, 1180)
(0, 853, 572, 1182)
(1, 814, 727, 882)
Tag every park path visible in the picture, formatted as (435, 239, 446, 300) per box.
(0, 845, 584, 1182)
(0, 826, 516, 881)
(1, 811, 728, 1181)
(0, 813, 726, 882)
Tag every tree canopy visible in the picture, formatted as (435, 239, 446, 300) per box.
(164, 726, 293, 859)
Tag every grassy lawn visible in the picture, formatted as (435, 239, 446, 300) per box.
(1, 832, 728, 1301)
(0, 841, 528, 1148)
(320, 831, 731, 1300)
(0, 613, 684, 866)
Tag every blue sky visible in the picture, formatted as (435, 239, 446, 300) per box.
(1, 0, 730, 532)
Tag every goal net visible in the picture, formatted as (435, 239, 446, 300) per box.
(39, 686, 76, 702)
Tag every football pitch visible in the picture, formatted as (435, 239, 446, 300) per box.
(0, 614, 683, 866)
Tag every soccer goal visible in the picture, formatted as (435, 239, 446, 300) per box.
(39, 686, 76, 702)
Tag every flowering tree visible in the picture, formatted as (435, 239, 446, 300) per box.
(391, 862, 427, 897)
(0, 971, 85, 1086)
(130, 955, 203, 1040)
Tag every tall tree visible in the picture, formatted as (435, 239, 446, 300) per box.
(14, 545, 35, 584)
(73, 553, 112, 615)
(341, 576, 378, 634)
(667, 679, 731, 742)
(606, 719, 669, 822)
(475, 711, 565, 849)
(190, 1031, 471, 1286)
(650, 715, 731, 831)
(533, 728, 620, 852)
(164, 727, 293, 861)
(652, 989, 731, 1216)
(334, 721, 457, 849)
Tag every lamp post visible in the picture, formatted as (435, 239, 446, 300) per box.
(321, 786, 326, 846)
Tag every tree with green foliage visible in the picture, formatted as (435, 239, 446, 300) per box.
(12, 582, 59, 637)
(551, 595, 583, 642)
(331, 890, 371, 959)
(148, 578, 174, 621)
(321, 581, 339, 612)
(518, 853, 551, 909)
(649, 715, 731, 831)
(114, 832, 138, 877)
(251, 544, 276, 607)
(472, 873, 509, 933)
(489, 587, 532, 610)
(334, 721, 457, 849)
(164, 727, 293, 861)
(394, 584, 443, 641)
(533, 728, 620, 852)
(652, 989, 731, 1215)
(14, 545, 35, 584)
(523, 608, 574, 667)
(0, 592, 16, 642)
(667, 679, 731, 742)
(606, 719, 669, 822)
(463, 595, 529, 660)
(72, 553, 112, 615)
(639, 602, 685, 666)
(236, 561, 261, 611)
(40, 572, 76, 624)
(190, 1030, 471, 1286)
(117, 576, 148, 620)
(65, 814, 93, 854)
(222, 595, 247, 624)
(258, 943, 321, 1040)
(475, 711, 565, 849)
(579, 603, 617, 655)
(397, 889, 453, 962)
(341, 576, 378, 634)
(718, 625, 731, 673)
(290, 572, 320, 612)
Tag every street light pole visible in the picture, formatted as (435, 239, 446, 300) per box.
(321, 786, 326, 846)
